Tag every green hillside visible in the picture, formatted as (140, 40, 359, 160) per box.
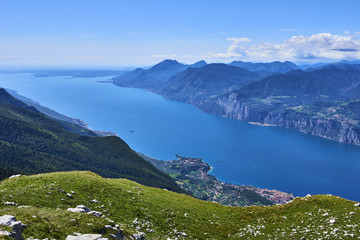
(0, 172, 359, 239)
(0, 88, 183, 193)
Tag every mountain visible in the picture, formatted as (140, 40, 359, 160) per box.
(113, 59, 207, 92)
(163, 63, 262, 102)
(6, 89, 116, 137)
(112, 59, 360, 146)
(0, 171, 359, 239)
(229, 60, 299, 74)
(196, 67, 360, 145)
(0, 88, 184, 192)
(0, 88, 39, 112)
(240, 67, 360, 101)
(189, 60, 207, 68)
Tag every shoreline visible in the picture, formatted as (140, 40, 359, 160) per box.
(248, 121, 276, 127)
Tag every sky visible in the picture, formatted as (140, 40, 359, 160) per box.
(1, 0, 360, 68)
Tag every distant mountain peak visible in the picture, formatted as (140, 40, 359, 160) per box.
(190, 60, 207, 68)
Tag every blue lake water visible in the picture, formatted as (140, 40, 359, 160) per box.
(0, 73, 359, 201)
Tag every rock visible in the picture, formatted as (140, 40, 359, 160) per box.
(65, 234, 107, 240)
(305, 194, 311, 197)
(0, 215, 27, 240)
(328, 217, 336, 225)
(88, 211, 102, 218)
(71, 191, 76, 194)
(67, 205, 91, 213)
(104, 225, 123, 239)
(132, 218, 139, 225)
(66, 193, 73, 198)
(90, 199, 98, 203)
(9, 174, 21, 179)
(354, 203, 360, 207)
(349, 212, 355, 215)
(4, 201, 17, 206)
(132, 232, 145, 240)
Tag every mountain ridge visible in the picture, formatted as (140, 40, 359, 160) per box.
(0, 88, 184, 192)
(113, 60, 360, 146)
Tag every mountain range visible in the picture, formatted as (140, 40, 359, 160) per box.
(113, 59, 360, 146)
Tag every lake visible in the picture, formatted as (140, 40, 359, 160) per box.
(1, 73, 359, 201)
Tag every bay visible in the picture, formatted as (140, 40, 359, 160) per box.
(0, 73, 359, 201)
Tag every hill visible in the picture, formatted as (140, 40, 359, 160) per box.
(229, 60, 298, 75)
(113, 59, 207, 93)
(197, 66, 360, 145)
(163, 63, 261, 102)
(0, 88, 183, 193)
(0, 171, 359, 239)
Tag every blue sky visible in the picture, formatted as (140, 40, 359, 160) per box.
(1, 0, 360, 67)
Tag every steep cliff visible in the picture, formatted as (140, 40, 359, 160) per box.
(196, 93, 360, 146)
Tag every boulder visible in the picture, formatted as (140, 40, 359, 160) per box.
(67, 205, 91, 213)
(0, 215, 27, 240)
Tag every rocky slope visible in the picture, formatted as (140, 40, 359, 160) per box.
(1, 171, 359, 239)
(141, 154, 293, 206)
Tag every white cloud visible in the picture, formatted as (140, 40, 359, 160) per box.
(211, 33, 360, 61)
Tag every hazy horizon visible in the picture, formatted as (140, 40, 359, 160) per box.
(1, 0, 360, 67)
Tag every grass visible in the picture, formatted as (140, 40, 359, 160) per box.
(0, 171, 359, 239)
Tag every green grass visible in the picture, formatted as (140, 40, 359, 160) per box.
(1, 171, 359, 239)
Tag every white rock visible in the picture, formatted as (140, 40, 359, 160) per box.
(354, 203, 360, 207)
(66, 193, 73, 198)
(0, 215, 27, 240)
(76, 205, 91, 212)
(349, 212, 355, 215)
(9, 174, 21, 179)
(328, 217, 336, 225)
(0, 230, 11, 237)
(65, 234, 107, 240)
(67, 208, 86, 213)
(132, 232, 145, 240)
(4, 202, 16, 206)
(88, 211, 102, 218)
(67, 205, 91, 213)
(90, 199, 98, 203)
